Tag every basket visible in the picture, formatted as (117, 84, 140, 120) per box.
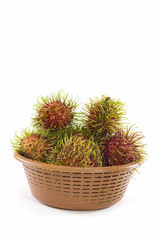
(14, 152, 141, 210)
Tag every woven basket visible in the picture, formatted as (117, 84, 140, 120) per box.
(14, 152, 141, 210)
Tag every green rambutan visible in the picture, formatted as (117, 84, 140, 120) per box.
(82, 95, 126, 142)
(102, 127, 146, 166)
(32, 91, 79, 131)
(12, 129, 53, 162)
(47, 134, 103, 167)
(38, 122, 89, 149)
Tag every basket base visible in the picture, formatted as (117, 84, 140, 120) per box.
(31, 190, 123, 210)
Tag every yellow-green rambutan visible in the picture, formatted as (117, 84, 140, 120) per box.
(82, 95, 126, 142)
(11, 129, 54, 162)
(32, 91, 79, 132)
(47, 134, 103, 167)
(102, 127, 146, 166)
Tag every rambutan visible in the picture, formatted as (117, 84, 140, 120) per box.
(47, 134, 103, 167)
(12, 129, 53, 162)
(32, 91, 78, 131)
(82, 95, 126, 142)
(102, 127, 146, 166)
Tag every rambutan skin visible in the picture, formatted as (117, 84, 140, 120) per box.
(102, 128, 145, 166)
(47, 134, 103, 167)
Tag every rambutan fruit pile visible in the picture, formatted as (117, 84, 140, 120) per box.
(12, 91, 146, 167)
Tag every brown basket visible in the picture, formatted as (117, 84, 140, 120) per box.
(14, 152, 142, 210)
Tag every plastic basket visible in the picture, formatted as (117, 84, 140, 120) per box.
(14, 152, 141, 210)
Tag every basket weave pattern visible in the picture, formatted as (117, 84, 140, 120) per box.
(15, 152, 138, 210)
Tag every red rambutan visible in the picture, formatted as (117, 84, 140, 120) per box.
(102, 127, 146, 166)
(12, 129, 53, 162)
(32, 91, 78, 131)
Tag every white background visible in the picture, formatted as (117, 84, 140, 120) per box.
(0, 1, 160, 239)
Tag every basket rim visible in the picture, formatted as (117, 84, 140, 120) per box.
(14, 152, 143, 173)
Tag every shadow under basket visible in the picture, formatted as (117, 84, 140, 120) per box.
(14, 152, 142, 210)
